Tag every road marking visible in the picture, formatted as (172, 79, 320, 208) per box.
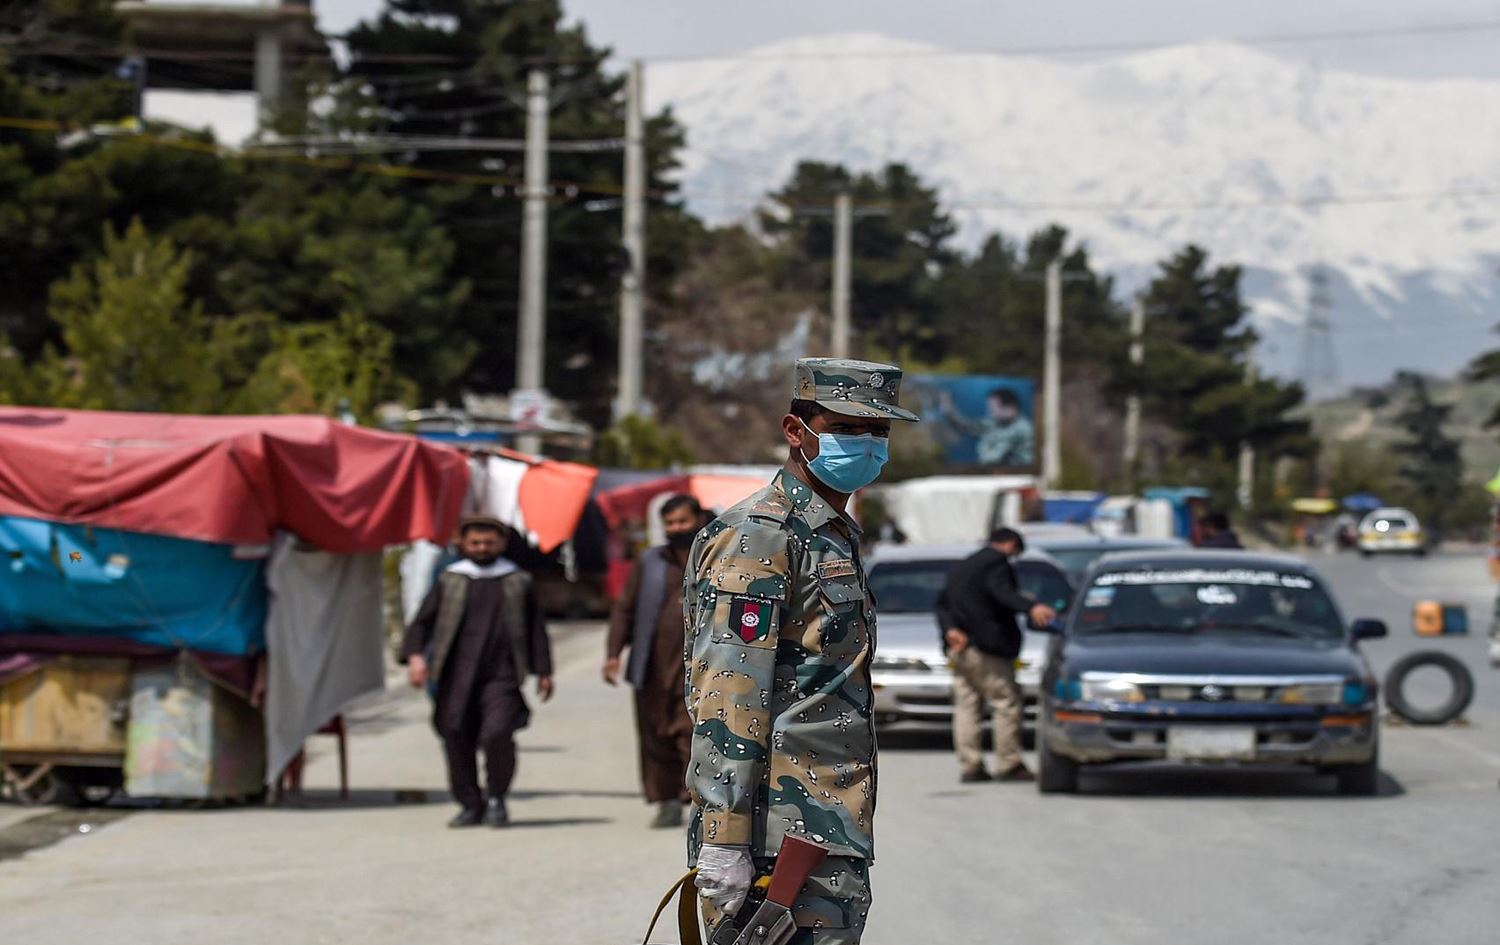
(1428, 730, 1500, 768)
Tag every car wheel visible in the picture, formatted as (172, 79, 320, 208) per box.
(1335, 744, 1380, 797)
(1385, 651, 1474, 725)
(1036, 728, 1080, 794)
(1360, 550, 1372, 559)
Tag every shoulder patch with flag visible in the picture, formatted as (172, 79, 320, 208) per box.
(729, 595, 777, 644)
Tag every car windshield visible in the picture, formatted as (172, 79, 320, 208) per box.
(1073, 566, 1344, 640)
(868, 559, 1074, 614)
(1045, 547, 1106, 578)
(1046, 543, 1167, 579)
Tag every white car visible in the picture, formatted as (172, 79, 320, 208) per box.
(866, 543, 1075, 725)
(1357, 507, 1426, 557)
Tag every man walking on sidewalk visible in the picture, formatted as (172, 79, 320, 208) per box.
(685, 358, 920, 945)
(936, 527, 1056, 783)
(402, 517, 554, 828)
(604, 494, 703, 829)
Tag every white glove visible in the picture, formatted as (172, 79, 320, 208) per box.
(1489, 640, 1500, 668)
(695, 843, 754, 916)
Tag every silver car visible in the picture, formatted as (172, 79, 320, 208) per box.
(1020, 528, 1190, 587)
(867, 543, 1075, 725)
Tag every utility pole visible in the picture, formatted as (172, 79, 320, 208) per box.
(614, 60, 646, 422)
(1298, 266, 1337, 401)
(1122, 297, 1145, 474)
(831, 192, 852, 358)
(253, 26, 284, 131)
(1237, 347, 1257, 511)
(515, 68, 550, 456)
(1042, 259, 1063, 490)
(793, 197, 885, 356)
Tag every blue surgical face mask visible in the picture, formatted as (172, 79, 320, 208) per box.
(799, 419, 889, 493)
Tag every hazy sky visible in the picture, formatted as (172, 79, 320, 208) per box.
(314, 0, 1500, 79)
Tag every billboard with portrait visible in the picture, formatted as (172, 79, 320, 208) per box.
(905, 374, 1037, 471)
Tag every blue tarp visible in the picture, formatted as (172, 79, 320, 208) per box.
(0, 517, 266, 655)
(1341, 493, 1384, 513)
(1043, 493, 1107, 524)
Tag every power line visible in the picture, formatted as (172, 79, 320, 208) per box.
(12, 14, 1500, 72)
(633, 18, 1500, 64)
(253, 134, 624, 155)
(0, 115, 641, 198)
(681, 182, 1500, 215)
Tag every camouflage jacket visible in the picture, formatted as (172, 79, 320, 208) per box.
(683, 468, 877, 861)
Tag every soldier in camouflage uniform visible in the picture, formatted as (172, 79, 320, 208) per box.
(684, 358, 919, 945)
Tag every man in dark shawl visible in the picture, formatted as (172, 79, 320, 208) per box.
(403, 517, 554, 828)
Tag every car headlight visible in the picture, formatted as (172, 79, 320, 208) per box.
(870, 656, 933, 673)
(1080, 676, 1146, 703)
(1277, 682, 1344, 704)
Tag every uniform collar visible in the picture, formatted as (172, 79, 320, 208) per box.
(775, 467, 861, 536)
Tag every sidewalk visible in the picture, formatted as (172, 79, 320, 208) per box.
(0, 623, 697, 945)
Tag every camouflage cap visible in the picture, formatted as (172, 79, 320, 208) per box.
(793, 357, 920, 422)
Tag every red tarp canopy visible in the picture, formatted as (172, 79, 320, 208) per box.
(594, 473, 768, 527)
(0, 407, 469, 553)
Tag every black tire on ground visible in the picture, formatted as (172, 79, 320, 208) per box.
(1036, 728, 1080, 794)
(1414, 548, 1428, 558)
(1360, 550, 1373, 559)
(1384, 650, 1474, 726)
(1335, 743, 1380, 796)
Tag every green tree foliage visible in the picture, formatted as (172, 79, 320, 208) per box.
(1391, 371, 1465, 530)
(936, 226, 1125, 377)
(1137, 246, 1310, 479)
(593, 415, 695, 469)
(343, 0, 699, 422)
(240, 311, 416, 421)
(0, 0, 146, 352)
(218, 171, 471, 395)
(761, 161, 957, 363)
(1465, 335, 1500, 432)
(0, 3, 461, 410)
(1, 219, 410, 419)
(21, 219, 235, 412)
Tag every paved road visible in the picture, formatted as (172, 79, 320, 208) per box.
(0, 551, 1496, 945)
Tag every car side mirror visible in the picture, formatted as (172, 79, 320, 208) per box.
(1351, 618, 1388, 640)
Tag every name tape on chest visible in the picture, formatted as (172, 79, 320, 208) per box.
(817, 559, 857, 580)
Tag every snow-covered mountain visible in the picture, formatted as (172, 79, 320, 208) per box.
(648, 33, 1500, 391)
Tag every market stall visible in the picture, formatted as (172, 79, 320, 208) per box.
(0, 407, 471, 804)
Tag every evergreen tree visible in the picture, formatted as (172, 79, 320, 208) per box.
(343, 0, 698, 422)
(761, 161, 957, 363)
(1391, 371, 1464, 529)
(1138, 245, 1310, 474)
(24, 219, 233, 413)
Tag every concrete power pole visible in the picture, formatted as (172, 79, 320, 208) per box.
(253, 26, 284, 130)
(1042, 259, 1063, 490)
(831, 192, 852, 358)
(1298, 266, 1338, 401)
(1237, 348, 1257, 511)
(516, 68, 550, 455)
(614, 60, 646, 422)
(1122, 297, 1145, 473)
